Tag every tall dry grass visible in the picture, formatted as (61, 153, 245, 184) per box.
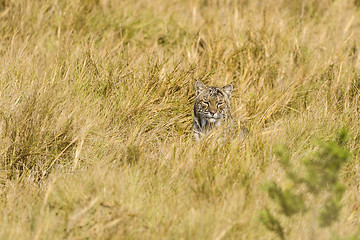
(0, 0, 359, 239)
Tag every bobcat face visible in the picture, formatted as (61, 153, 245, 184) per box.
(193, 80, 233, 141)
(195, 88, 230, 123)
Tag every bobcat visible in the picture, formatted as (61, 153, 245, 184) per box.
(193, 80, 233, 141)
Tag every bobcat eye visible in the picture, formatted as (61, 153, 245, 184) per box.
(201, 101, 209, 107)
(217, 102, 224, 107)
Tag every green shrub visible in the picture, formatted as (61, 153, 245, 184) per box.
(261, 128, 351, 239)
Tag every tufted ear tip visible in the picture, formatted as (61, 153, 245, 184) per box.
(195, 80, 208, 96)
(222, 83, 233, 98)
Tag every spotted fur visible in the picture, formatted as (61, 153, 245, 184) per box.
(193, 80, 233, 141)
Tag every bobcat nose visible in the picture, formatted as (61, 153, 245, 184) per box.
(210, 110, 216, 115)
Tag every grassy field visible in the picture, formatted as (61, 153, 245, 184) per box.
(0, 0, 360, 239)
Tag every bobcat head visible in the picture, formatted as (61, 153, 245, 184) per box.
(193, 80, 233, 141)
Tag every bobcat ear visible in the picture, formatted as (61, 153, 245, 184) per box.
(195, 80, 208, 96)
(222, 83, 233, 98)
